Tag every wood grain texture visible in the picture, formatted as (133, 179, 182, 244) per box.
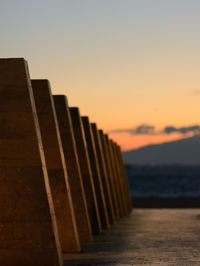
(82, 117, 110, 230)
(70, 108, 102, 235)
(113, 142, 129, 214)
(104, 134, 120, 220)
(111, 140, 128, 216)
(91, 124, 115, 225)
(53, 95, 92, 244)
(116, 145, 132, 211)
(107, 138, 124, 218)
(32, 80, 80, 253)
(0, 58, 62, 265)
(98, 130, 117, 223)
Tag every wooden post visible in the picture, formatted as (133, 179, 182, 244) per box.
(104, 134, 121, 220)
(111, 140, 128, 215)
(114, 141, 130, 214)
(31, 80, 80, 253)
(116, 145, 133, 211)
(0, 58, 62, 265)
(82, 117, 110, 230)
(98, 130, 117, 223)
(91, 123, 115, 225)
(53, 95, 92, 244)
(108, 138, 124, 217)
(69, 108, 102, 235)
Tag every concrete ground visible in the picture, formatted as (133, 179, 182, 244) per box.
(63, 209, 200, 265)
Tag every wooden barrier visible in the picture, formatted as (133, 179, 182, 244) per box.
(53, 95, 92, 244)
(104, 134, 121, 219)
(91, 123, 115, 225)
(98, 130, 118, 223)
(113, 142, 131, 213)
(109, 139, 124, 217)
(0, 59, 62, 265)
(0, 57, 132, 264)
(31, 80, 80, 253)
(116, 145, 133, 211)
(69, 108, 102, 235)
(82, 117, 110, 230)
(111, 140, 128, 215)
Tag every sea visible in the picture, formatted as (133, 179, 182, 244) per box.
(126, 165, 200, 198)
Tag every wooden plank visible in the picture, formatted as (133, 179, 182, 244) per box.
(111, 140, 128, 215)
(53, 95, 92, 244)
(91, 123, 115, 225)
(107, 137, 124, 217)
(104, 134, 121, 220)
(0, 58, 62, 265)
(113, 142, 130, 213)
(116, 145, 132, 211)
(98, 130, 117, 223)
(69, 108, 102, 235)
(31, 80, 80, 253)
(81, 117, 110, 230)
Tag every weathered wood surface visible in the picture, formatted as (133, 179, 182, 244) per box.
(70, 108, 102, 235)
(82, 117, 110, 230)
(0, 59, 62, 265)
(53, 95, 92, 244)
(32, 80, 80, 253)
(64, 209, 200, 265)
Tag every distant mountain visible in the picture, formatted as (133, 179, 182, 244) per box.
(123, 135, 200, 165)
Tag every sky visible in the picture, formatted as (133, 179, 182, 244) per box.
(1, 0, 200, 150)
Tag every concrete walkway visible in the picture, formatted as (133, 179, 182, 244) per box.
(64, 209, 200, 265)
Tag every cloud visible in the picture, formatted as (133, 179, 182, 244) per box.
(109, 124, 156, 135)
(163, 125, 200, 134)
(132, 124, 155, 135)
(109, 124, 200, 135)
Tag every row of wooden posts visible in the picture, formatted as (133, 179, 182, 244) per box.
(0, 58, 132, 266)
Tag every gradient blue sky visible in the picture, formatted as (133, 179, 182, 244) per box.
(1, 0, 200, 149)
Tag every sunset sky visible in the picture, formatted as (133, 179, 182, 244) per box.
(1, 0, 200, 150)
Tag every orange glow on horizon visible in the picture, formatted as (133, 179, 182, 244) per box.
(108, 132, 194, 151)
